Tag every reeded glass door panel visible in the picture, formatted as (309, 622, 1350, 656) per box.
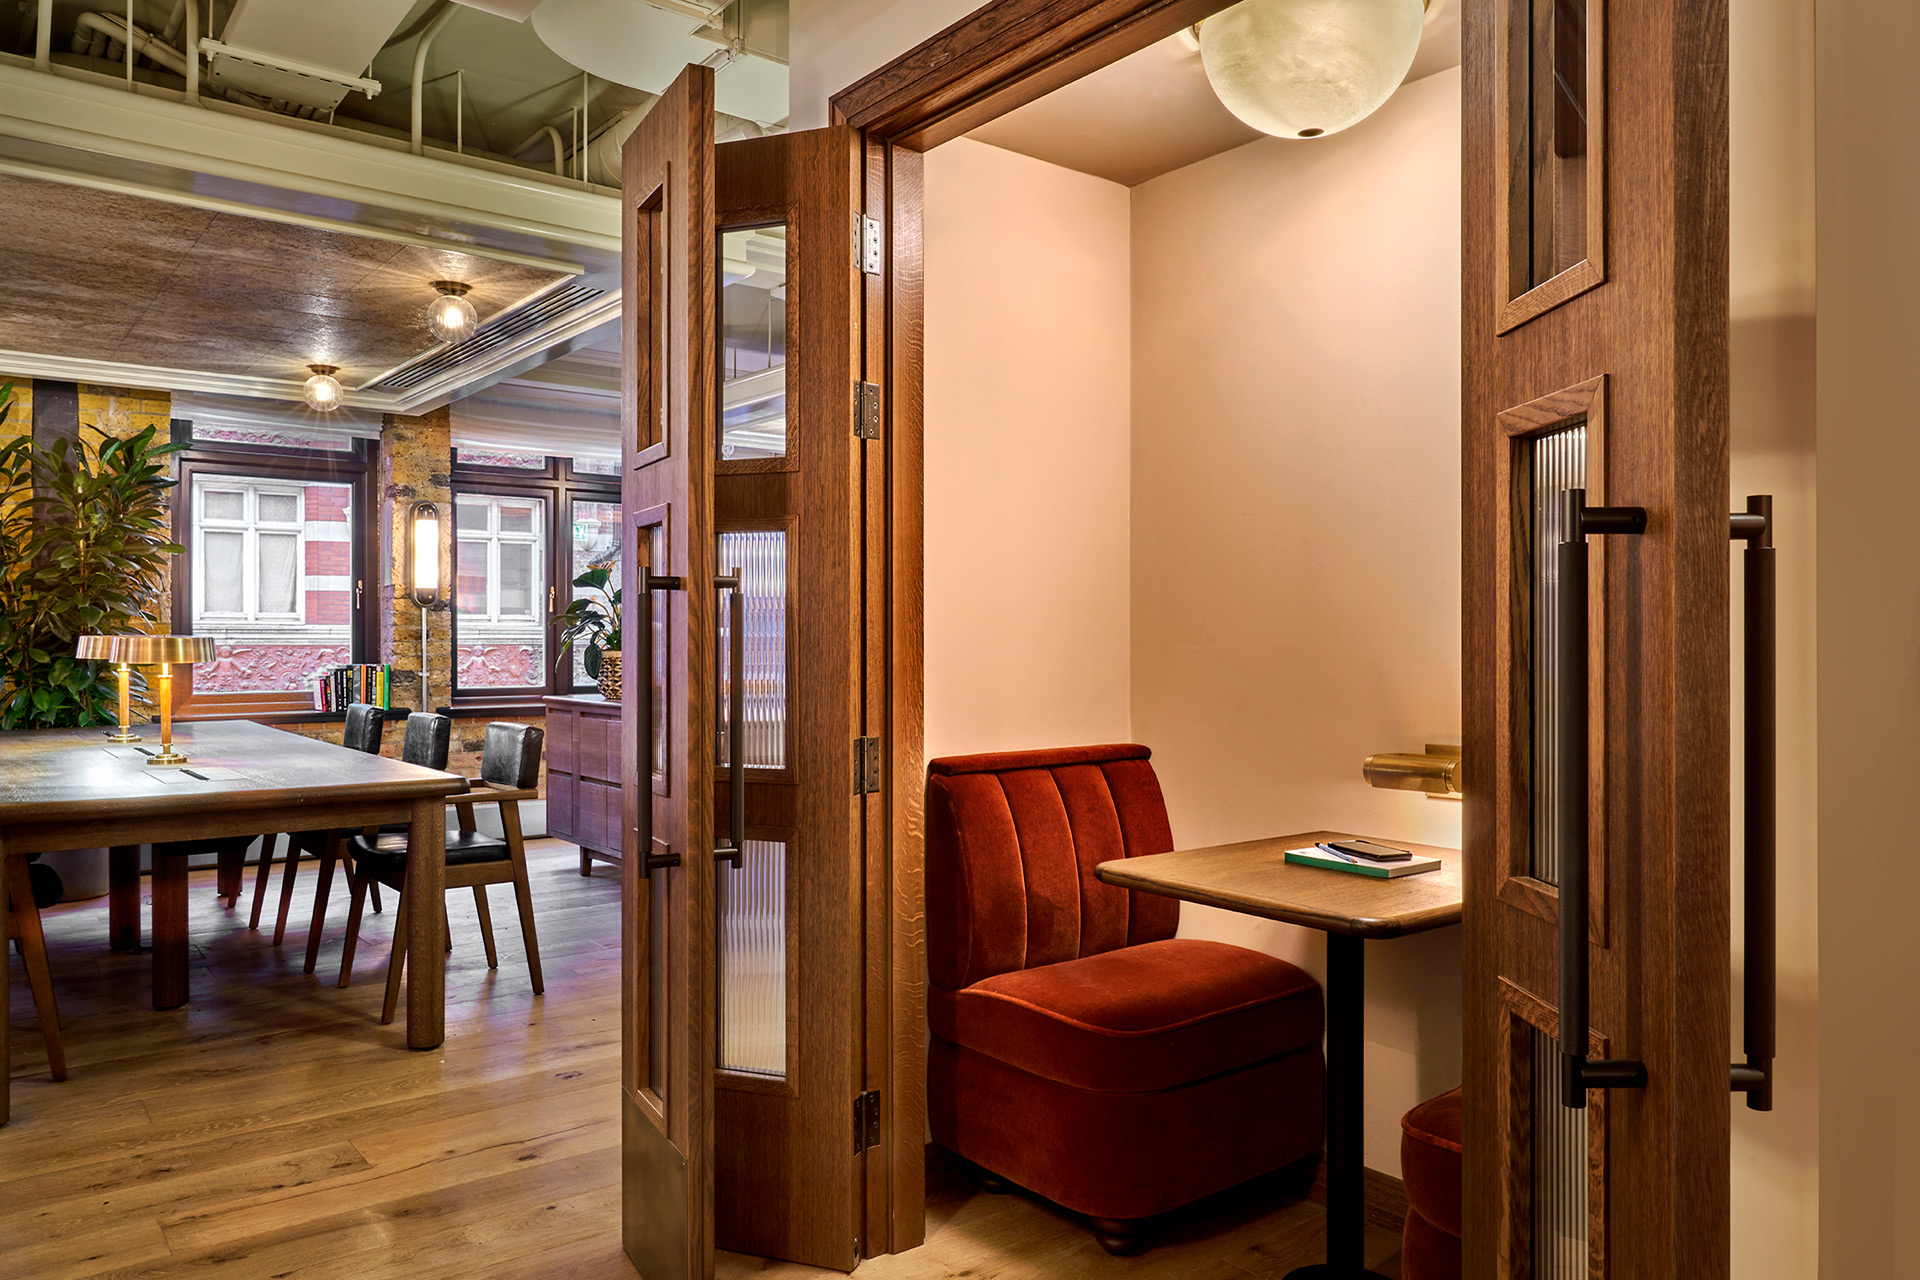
(719, 225, 789, 462)
(716, 837, 789, 1078)
(1528, 425, 1586, 884)
(716, 529, 788, 772)
(1529, 1025, 1590, 1279)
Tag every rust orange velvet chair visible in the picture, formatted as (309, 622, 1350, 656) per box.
(926, 743, 1326, 1255)
(1400, 1087, 1463, 1280)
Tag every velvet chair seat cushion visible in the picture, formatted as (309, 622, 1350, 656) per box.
(1402, 1204, 1463, 1280)
(930, 937, 1323, 1094)
(1401, 1087, 1464, 1239)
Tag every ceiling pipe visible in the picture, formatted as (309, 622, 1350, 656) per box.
(510, 124, 567, 176)
(409, 1, 460, 157)
(161, 0, 185, 41)
(34, 0, 51, 72)
(183, 0, 198, 104)
(74, 11, 190, 77)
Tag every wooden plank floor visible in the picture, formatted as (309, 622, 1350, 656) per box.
(4, 840, 1401, 1279)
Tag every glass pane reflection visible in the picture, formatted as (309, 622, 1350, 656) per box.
(1509, 0, 1589, 293)
(720, 225, 788, 460)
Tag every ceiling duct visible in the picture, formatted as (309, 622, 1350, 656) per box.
(202, 0, 418, 112)
(375, 282, 606, 391)
(531, 0, 788, 126)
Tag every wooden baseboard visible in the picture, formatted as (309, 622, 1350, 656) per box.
(1306, 1162, 1410, 1236)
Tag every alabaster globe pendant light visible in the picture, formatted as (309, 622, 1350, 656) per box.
(427, 281, 479, 343)
(302, 364, 344, 412)
(1199, 0, 1427, 140)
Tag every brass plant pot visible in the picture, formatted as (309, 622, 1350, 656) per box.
(597, 650, 623, 702)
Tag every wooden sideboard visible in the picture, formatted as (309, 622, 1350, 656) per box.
(542, 694, 622, 875)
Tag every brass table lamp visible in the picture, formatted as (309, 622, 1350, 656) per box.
(76, 634, 141, 744)
(77, 635, 215, 765)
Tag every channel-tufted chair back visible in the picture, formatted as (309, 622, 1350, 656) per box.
(926, 744, 1179, 992)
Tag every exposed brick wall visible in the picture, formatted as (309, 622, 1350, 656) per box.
(380, 406, 455, 714)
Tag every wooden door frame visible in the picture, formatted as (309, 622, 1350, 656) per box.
(829, 0, 1241, 1258)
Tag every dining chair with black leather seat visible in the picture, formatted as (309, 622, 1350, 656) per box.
(334, 721, 545, 1025)
(298, 710, 449, 975)
(248, 702, 395, 941)
(7, 853, 66, 1082)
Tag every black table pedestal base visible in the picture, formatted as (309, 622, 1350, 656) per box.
(1285, 933, 1388, 1280)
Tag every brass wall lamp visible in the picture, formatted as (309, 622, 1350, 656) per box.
(1362, 744, 1462, 799)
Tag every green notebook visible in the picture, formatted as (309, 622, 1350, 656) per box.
(1284, 846, 1442, 879)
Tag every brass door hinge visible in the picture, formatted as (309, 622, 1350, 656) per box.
(853, 736, 881, 795)
(854, 1090, 881, 1153)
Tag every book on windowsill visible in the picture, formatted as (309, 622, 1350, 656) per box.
(1283, 846, 1442, 879)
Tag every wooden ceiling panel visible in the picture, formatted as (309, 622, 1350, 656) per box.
(0, 172, 574, 390)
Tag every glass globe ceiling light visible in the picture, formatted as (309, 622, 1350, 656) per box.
(1199, 0, 1428, 140)
(427, 281, 479, 343)
(302, 364, 344, 412)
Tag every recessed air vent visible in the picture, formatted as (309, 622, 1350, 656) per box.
(375, 283, 605, 391)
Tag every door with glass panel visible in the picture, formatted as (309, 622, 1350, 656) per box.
(621, 64, 719, 1280)
(1462, 2, 1733, 1277)
(620, 63, 869, 1278)
(708, 123, 865, 1271)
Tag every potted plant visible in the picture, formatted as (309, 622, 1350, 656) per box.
(0, 381, 184, 896)
(554, 564, 623, 700)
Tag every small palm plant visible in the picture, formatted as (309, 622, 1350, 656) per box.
(0, 383, 185, 729)
(554, 564, 623, 697)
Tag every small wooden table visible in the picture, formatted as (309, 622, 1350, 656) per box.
(0, 720, 466, 1126)
(1096, 830, 1464, 1280)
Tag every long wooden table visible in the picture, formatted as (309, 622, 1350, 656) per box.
(1096, 830, 1464, 1280)
(0, 719, 465, 1125)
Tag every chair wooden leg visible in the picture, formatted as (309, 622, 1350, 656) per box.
(303, 834, 343, 975)
(380, 891, 409, 1026)
(472, 885, 498, 969)
(370, 880, 383, 915)
(215, 843, 246, 906)
(7, 858, 64, 1082)
(247, 834, 280, 931)
(444, 902, 453, 953)
(272, 834, 304, 946)
(502, 804, 544, 996)
(338, 864, 374, 989)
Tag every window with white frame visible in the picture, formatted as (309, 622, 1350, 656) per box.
(195, 480, 306, 623)
(188, 474, 356, 694)
(455, 494, 547, 689)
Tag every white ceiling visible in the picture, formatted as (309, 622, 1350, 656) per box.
(966, 0, 1462, 188)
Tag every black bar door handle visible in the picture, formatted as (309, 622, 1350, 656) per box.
(1556, 488, 1650, 1108)
(714, 569, 745, 870)
(1730, 496, 1776, 1111)
(638, 571, 684, 880)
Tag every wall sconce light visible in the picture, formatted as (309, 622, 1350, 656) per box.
(302, 364, 344, 412)
(427, 281, 478, 343)
(1363, 743, 1463, 799)
(1198, 0, 1427, 139)
(410, 501, 442, 712)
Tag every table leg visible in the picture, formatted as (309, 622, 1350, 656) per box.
(1285, 933, 1387, 1280)
(152, 850, 191, 1010)
(109, 845, 141, 952)
(404, 796, 445, 1050)
(2, 843, 12, 1127)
